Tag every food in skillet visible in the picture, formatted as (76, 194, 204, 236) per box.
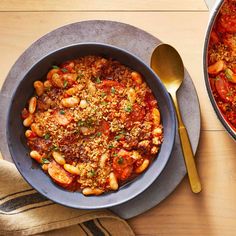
(21, 55, 163, 195)
(208, 0, 236, 131)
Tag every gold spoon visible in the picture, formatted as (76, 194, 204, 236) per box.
(151, 44, 201, 193)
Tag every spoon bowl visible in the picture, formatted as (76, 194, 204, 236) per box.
(151, 44, 184, 94)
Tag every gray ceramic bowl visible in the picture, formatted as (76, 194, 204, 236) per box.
(7, 43, 176, 209)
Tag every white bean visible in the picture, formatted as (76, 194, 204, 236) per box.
(61, 97, 79, 108)
(152, 108, 160, 126)
(66, 84, 84, 95)
(62, 73, 77, 82)
(52, 151, 65, 165)
(208, 60, 225, 75)
(151, 146, 159, 155)
(31, 123, 44, 137)
(135, 159, 150, 174)
(44, 80, 52, 89)
(131, 71, 143, 84)
(42, 164, 49, 171)
(138, 140, 150, 150)
(82, 187, 104, 196)
(51, 73, 64, 88)
(79, 100, 88, 108)
(87, 82, 96, 94)
(152, 127, 162, 137)
(131, 151, 142, 160)
(29, 97, 37, 114)
(23, 114, 34, 127)
(127, 87, 136, 104)
(64, 164, 80, 175)
(47, 68, 60, 80)
(30, 150, 42, 163)
(99, 153, 109, 168)
(34, 81, 44, 96)
(152, 137, 161, 145)
(25, 129, 35, 138)
(109, 172, 119, 190)
(66, 87, 78, 96)
(117, 149, 130, 157)
(80, 126, 95, 136)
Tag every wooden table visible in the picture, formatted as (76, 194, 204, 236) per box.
(0, 1, 236, 235)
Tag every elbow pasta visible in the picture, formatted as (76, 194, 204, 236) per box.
(22, 56, 164, 195)
(207, 0, 236, 131)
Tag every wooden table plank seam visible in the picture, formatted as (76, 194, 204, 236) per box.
(0, 0, 208, 11)
(0, 10, 209, 13)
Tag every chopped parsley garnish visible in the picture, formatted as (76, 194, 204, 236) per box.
(225, 69, 233, 80)
(59, 110, 65, 115)
(111, 87, 116, 94)
(96, 132, 102, 137)
(114, 135, 121, 141)
(45, 86, 51, 92)
(86, 118, 94, 127)
(95, 77, 101, 83)
(117, 157, 124, 164)
(113, 153, 118, 156)
(119, 130, 126, 134)
(44, 133, 50, 140)
(108, 144, 114, 149)
(61, 68, 68, 73)
(91, 107, 98, 113)
(88, 169, 96, 177)
(78, 120, 85, 126)
(52, 145, 59, 151)
(124, 104, 132, 112)
(63, 80, 68, 88)
(42, 158, 50, 164)
(101, 92, 107, 98)
(76, 73, 84, 80)
(101, 101, 108, 106)
(52, 65, 59, 69)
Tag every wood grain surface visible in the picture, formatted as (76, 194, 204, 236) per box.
(0, 1, 236, 236)
(0, 0, 207, 11)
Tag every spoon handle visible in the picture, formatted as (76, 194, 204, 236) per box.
(178, 125, 202, 193)
(171, 92, 202, 193)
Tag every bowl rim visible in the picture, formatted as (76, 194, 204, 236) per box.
(7, 42, 176, 209)
(203, 0, 236, 141)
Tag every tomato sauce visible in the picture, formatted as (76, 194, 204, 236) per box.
(208, 0, 236, 131)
